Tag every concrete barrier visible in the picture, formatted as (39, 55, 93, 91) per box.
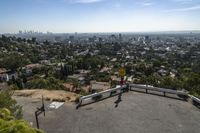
(76, 85, 128, 109)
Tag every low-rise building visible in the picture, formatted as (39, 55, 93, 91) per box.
(0, 68, 18, 82)
(23, 63, 42, 75)
(40, 60, 51, 65)
(68, 74, 85, 85)
(90, 80, 110, 93)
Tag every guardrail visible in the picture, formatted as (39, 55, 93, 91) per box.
(76, 85, 128, 109)
(190, 95, 200, 107)
(129, 84, 189, 100)
(76, 83, 200, 109)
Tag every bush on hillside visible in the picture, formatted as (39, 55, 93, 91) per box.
(0, 90, 22, 119)
(0, 108, 43, 133)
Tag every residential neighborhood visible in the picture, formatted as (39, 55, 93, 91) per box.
(0, 33, 200, 98)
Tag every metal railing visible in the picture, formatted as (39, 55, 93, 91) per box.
(190, 95, 200, 107)
(129, 84, 188, 97)
(76, 85, 128, 109)
(76, 83, 200, 109)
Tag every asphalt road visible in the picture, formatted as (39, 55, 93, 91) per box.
(15, 91, 200, 133)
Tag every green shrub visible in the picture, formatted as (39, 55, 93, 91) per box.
(0, 90, 22, 119)
(26, 77, 64, 90)
(0, 108, 43, 133)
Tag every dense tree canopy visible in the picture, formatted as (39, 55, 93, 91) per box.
(0, 53, 30, 70)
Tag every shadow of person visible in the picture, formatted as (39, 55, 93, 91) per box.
(114, 92, 122, 108)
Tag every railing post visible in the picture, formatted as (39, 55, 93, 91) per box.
(35, 111, 39, 129)
(126, 84, 130, 92)
(76, 98, 82, 110)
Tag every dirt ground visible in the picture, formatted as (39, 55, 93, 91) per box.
(14, 89, 80, 102)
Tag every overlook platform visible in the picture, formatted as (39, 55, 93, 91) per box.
(15, 91, 200, 133)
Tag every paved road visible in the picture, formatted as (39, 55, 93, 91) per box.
(15, 91, 200, 133)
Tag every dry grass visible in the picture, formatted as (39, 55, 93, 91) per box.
(14, 89, 80, 102)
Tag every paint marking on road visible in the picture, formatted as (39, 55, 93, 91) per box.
(48, 102, 64, 109)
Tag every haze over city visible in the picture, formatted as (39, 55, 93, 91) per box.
(1, 0, 200, 33)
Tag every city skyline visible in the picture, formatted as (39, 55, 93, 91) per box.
(1, 0, 200, 33)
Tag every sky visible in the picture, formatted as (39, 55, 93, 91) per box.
(0, 0, 200, 33)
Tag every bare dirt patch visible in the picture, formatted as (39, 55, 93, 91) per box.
(14, 89, 80, 102)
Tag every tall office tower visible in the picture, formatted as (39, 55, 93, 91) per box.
(119, 33, 122, 43)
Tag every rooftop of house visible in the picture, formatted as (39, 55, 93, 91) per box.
(91, 81, 110, 90)
(25, 63, 41, 69)
(76, 69, 91, 75)
(0, 68, 8, 74)
(68, 74, 83, 80)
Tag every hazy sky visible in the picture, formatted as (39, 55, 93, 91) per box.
(0, 0, 200, 33)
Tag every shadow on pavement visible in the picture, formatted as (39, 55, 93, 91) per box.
(114, 92, 122, 108)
